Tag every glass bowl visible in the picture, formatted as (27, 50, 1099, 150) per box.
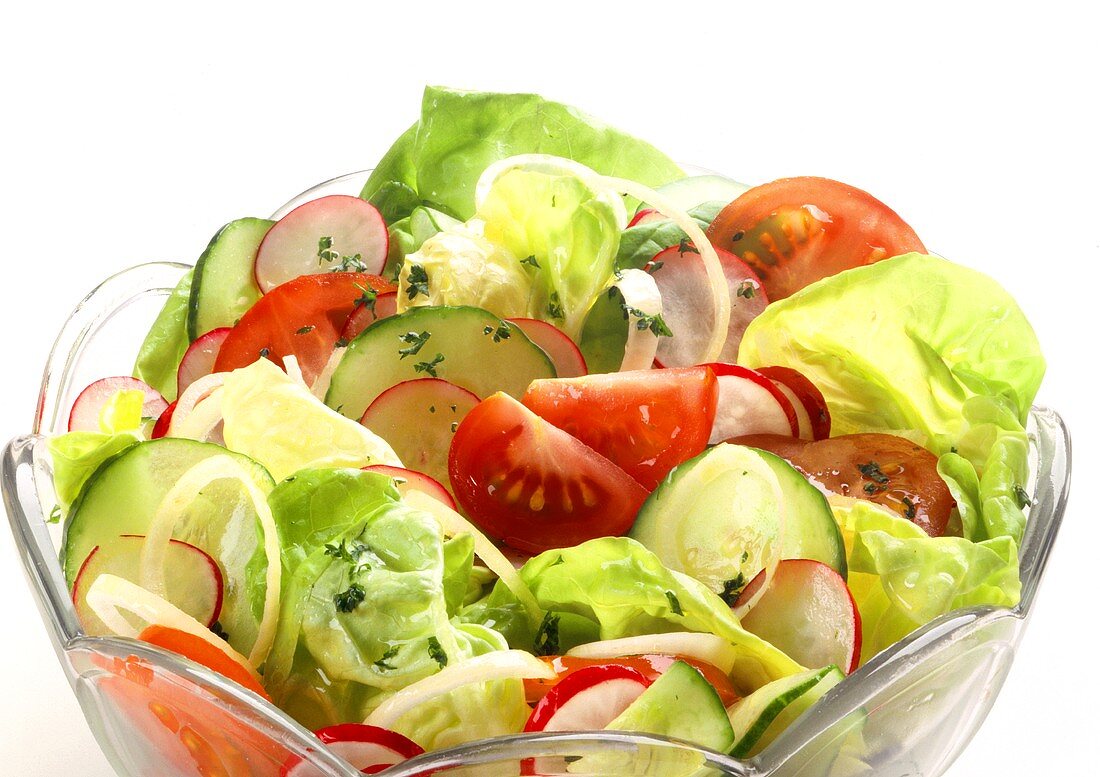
(2, 172, 1072, 777)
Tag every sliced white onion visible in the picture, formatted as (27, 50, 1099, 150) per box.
(566, 632, 737, 675)
(364, 650, 554, 730)
(282, 354, 306, 387)
(310, 346, 346, 401)
(403, 490, 542, 622)
(170, 387, 225, 443)
(169, 372, 227, 436)
(139, 455, 281, 667)
(85, 573, 260, 680)
(613, 269, 663, 372)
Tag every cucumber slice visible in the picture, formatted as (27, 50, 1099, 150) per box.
(188, 217, 274, 339)
(61, 438, 274, 657)
(629, 443, 785, 597)
(608, 660, 735, 752)
(653, 175, 751, 213)
(728, 665, 844, 757)
(325, 306, 556, 421)
(751, 448, 847, 578)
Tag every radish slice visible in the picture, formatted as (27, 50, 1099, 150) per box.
(703, 364, 798, 444)
(363, 464, 457, 511)
(756, 366, 831, 441)
(68, 377, 168, 433)
(72, 535, 222, 636)
(566, 632, 737, 676)
(139, 454, 281, 667)
(771, 382, 813, 440)
(177, 328, 231, 398)
(360, 378, 479, 490)
(627, 208, 665, 227)
(507, 318, 587, 378)
(151, 401, 176, 439)
(736, 559, 862, 675)
(282, 724, 424, 777)
(525, 664, 653, 732)
(364, 650, 555, 730)
(85, 573, 260, 680)
(168, 373, 226, 436)
(339, 290, 399, 342)
(650, 244, 768, 368)
(254, 195, 388, 293)
(402, 490, 543, 622)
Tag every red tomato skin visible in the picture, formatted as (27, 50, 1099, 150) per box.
(213, 272, 393, 384)
(448, 392, 648, 554)
(520, 367, 718, 491)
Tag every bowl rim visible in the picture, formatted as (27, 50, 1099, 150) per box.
(2, 170, 1073, 776)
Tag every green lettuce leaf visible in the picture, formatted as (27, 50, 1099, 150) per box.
(831, 499, 1021, 662)
(517, 537, 803, 692)
(133, 269, 193, 402)
(47, 431, 141, 516)
(361, 86, 684, 222)
(738, 253, 1044, 542)
(615, 201, 723, 271)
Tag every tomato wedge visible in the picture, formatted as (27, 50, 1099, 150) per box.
(213, 272, 393, 385)
(521, 367, 718, 491)
(706, 177, 925, 300)
(525, 654, 739, 707)
(730, 432, 955, 536)
(449, 392, 648, 554)
(138, 625, 270, 700)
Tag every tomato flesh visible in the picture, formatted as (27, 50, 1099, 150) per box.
(706, 177, 925, 300)
(138, 625, 270, 700)
(525, 654, 740, 707)
(521, 367, 718, 491)
(448, 392, 648, 554)
(730, 432, 954, 536)
(213, 272, 393, 385)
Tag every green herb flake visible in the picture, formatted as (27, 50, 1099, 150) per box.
(719, 574, 747, 606)
(295, 325, 315, 335)
(521, 255, 541, 269)
(333, 583, 366, 613)
(427, 636, 448, 668)
(258, 347, 271, 359)
(857, 461, 890, 494)
(374, 646, 400, 671)
(317, 235, 337, 265)
(546, 292, 565, 320)
(210, 621, 230, 642)
(483, 323, 511, 343)
(335, 337, 350, 348)
(414, 353, 445, 377)
(621, 303, 674, 337)
(398, 330, 431, 359)
(354, 283, 378, 315)
(647, 260, 664, 274)
(48, 505, 62, 524)
(901, 495, 917, 519)
(736, 281, 757, 299)
(533, 612, 561, 657)
(1013, 484, 1033, 509)
(665, 590, 684, 616)
(677, 238, 700, 255)
(406, 264, 430, 300)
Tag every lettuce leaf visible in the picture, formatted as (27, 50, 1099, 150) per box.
(615, 201, 723, 271)
(133, 269, 193, 402)
(47, 431, 141, 516)
(831, 498, 1021, 662)
(361, 86, 684, 222)
(738, 253, 1044, 542)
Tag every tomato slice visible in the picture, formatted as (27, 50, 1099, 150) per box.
(448, 392, 648, 554)
(730, 432, 955, 537)
(525, 654, 740, 707)
(706, 177, 925, 300)
(138, 625, 271, 700)
(213, 272, 393, 385)
(521, 367, 718, 491)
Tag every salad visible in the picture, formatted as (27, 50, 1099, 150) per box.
(46, 86, 1044, 774)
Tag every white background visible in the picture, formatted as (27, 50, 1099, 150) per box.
(1, 1, 1097, 773)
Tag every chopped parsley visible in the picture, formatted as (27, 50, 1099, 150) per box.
(719, 574, 747, 606)
(317, 235, 337, 265)
(731, 230, 745, 242)
(646, 259, 664, 274)
(374, 646, 399, 671)
(210, 621, 230, 642)
(736, 281, 757, 299)
(48, 505, 62, 524)
(483, 323, 511, 343)
(521, 255, 541, 269)
(335, 337, 350, 348)
(901, 495, 917, 520)
(295, 325, 315, 335)
(353, 283, 378, 315)
(427, 636, 448, 668)
(665, 590, 684, 616)
(677, 237, 699, 255)
(533, 612, 561, 657)
(414, 353, 445, 377)
(1013, 484, 1033, 509)
(406, 264, 430, 300)
(449, 421, 458, 433)
(333, 583, 366, 613)
(546, 292, 565, 320)
(857, 461, 890, 494)
(398, 330, 430, 359)
(317, 235, 367, 272)
(258, 347, 271, 358)
(621, 304, 674, 337)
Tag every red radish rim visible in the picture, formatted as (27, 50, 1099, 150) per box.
(177, 327, 231, 398)
(524, 664, 652, 732)
(340, 290, 398, 343)
(506, 318, 588, 378)
(756, 366, 831, 440)
(363, 464, 457, 511)
(255, 195, 389, 294)
(627, 208, 663, 228)
(360, 378, 482, 424)
(151, 401, 177, 439)
(280, 724, 423, 777)
(701, 363, 799, 437)
(68, 376, 168, 433)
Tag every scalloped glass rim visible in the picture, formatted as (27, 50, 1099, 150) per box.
(1, 169, 1072, 777)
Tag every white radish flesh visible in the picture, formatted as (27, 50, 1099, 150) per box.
(706, 365, 799, 444)
(363, 464, 456, 511)
(177, 328, 231, 398)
